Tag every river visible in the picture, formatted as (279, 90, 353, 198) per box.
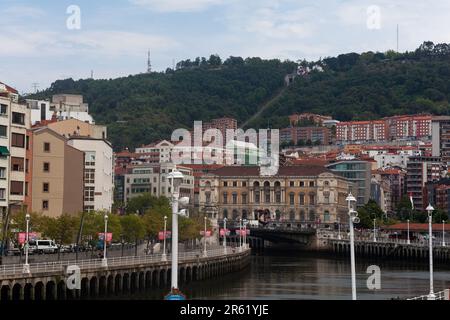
(111, 250, 450, 300)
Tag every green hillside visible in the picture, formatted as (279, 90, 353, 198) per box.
(29, 42, 450, 150)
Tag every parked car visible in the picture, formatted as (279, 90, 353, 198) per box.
(29, 240, 58, 254)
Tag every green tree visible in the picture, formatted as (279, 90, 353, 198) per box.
(357, 200, 385, 228)
(120, 215, 145, 243)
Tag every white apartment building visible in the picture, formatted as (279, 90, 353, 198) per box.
(124, 163, 194, 205)
(67, 137, 114, 212)
(26, 99, 53, 125)
(50, 94, 94, 124)
(135, 140, 174, 163)
(0, 82, 30, 217)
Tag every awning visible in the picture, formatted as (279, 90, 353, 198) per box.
(0, 146, 10, 156)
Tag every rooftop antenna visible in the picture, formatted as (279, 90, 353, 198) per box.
(32, 83, 39, 93)
(147, 50, 152, 73)
(396, 24, 399, 53)
(91, 70, 94, 79)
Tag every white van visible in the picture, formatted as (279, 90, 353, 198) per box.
(29, 240, 58, 254)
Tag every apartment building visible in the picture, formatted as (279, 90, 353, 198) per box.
(135, 140, 174, 163)
(336, 120, 388, 143)
(280, 127, 331, 145)
(67, 137, 114, 212)
(47, 118, 107, 140)
(406, 156, 442, 210)
(198, 165, 352, 224)
(124, 163, 194, 205)
(50, 94, 94, 123)
(386, 115, 432, 140)
(28, 128, 84, 217)
(288, 113, 332, 127)
(431, 116, 450, 166)
(26, 99, 53, 126)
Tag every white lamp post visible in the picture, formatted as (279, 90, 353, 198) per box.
(426, 204, 435, 300)
(407, 219, 411, 245)
(337, 217, 342, 240)
(162, 216, 167, 261)
(203, 216, 207, 257)
(101, 214, 108, 267)
(223, 217, 227, 254)
(442, 220, 446, 247)
(239, 218, 243, 252)
(373, 218, 377, 243)
(346, 193, 358, 301)
(23, 213, 31, 274)
(168, 169, 184, 292)
(243, 219, 248, 249)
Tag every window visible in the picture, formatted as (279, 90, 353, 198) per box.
(43, 162, 50, 172)
(84, 187, 95, 202)
(309, 194, 316, 205)
(42, 201, 49, 210)
(44, 142, 50, 152)
(12, 112, 25, 125)
(0, 125, 6, 137)
(43, 183, 49, 193)
(289, 192, 295, 205)
(85, 152, 96, 166)
(233, 181, 237, 187)
(255, 191, 260, 203)
(309, 181, 315, 187)
(206, 192, 211, 204)
(223, 192, 228, 204)
(275, 192, 281, 203)
(290, 181, 294, 187)
(0, 104, 7, 115)
(223, 181, 228, 187)
(10, 181, 23, 195)
(300, 181, 305, 187)
(0, 167, 5, 179)
(85, 169, 95, 184)
(11, 133, 25, 148)
(0, 188, 5, 200)
(232, 193, 237, 204)
(299, 193, 305, 205)
(11, 157, 24, 171)
(242, 193, 247, 204)
(324, 211, 330, 222)
(242, 181, 247, 187)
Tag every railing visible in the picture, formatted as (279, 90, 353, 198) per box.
(407, 289, 450, 300)
(0, 245, 248, 278)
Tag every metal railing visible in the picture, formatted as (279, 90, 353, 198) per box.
(407, 289, 450, 300)
(0, 245, 248, 278)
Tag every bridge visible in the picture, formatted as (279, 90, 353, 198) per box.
(0, 245, 251, 301)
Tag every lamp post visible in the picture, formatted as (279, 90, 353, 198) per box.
(223, 217, 227, 254)
(203, 216, 207, 257)
(373, 219, 377, 243)
(162, 216, 167, 261)
(407, 219, 411, 245)
(346, 193, 358, 300)
(23, 213, 30, 274)
(426, 204, 435, 300)
(243, 219, 248, 249)
(101, 214, 108, 267)
(337, 217, 342, 240)
(239, 218, 243, 252)
(442, 220, 446, 247)
(168, 169, 184, 292)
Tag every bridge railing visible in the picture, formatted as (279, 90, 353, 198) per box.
(0, 245, 248, 278)
(407, 289, 450, 300)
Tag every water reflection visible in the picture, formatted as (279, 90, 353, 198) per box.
(109, 250, 450, 300)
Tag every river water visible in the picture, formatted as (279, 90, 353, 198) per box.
(114, 250, 450, 300)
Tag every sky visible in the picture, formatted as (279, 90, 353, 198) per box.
(2, 0, 450, 93)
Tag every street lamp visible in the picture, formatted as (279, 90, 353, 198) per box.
(442, 220, 446, 247)
(337, 217, 342, 240)
(23, 213, 31, 274)
(426, 204, 435, 300)
(223, 217, 227, 254)
(239, 218, 243, 252)
(373, 219, 377, 243)
(168, 169, 184, 292)
(407, 219, 411, 245)
(243, 219, 248, 249)
(346, 193, 358, 301)
(101, 214, 108, 267)
(203, 216, 208, 257)
(162, 216, 167, 261)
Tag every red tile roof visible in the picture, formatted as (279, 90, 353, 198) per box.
(211, 165, 331, 177)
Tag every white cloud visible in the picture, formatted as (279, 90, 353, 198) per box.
(129, 0, 223, 12)
(1, 5, 46, 18)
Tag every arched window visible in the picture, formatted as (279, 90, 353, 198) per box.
(289, 192, 295, 205)
(223, 209, 228, 219)
(264, 181, 271, 203)
(205, 191, 211, 204)
(309, 193, 316, 205)
(223, 192, 228, 204)
(299, 193, 305, 205)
